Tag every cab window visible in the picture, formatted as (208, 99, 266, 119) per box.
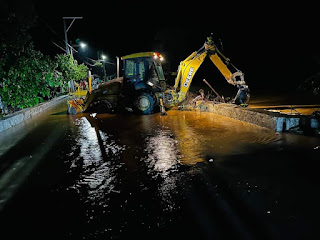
(138, 60, 145, 80)
(156, 62, 165, 80)
(125, 60, 136, 77)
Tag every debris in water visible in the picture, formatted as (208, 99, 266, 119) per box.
(111, 189, 120, 194)
(90, 113, 97, 118)
(190, 89, 205, 105)
(125, 107, 133, 112)
(314, 145, 320, 150)
(203, 79, 225, 103)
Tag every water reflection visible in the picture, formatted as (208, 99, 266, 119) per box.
(77, 117, 102, 164)
(157, 111, 281, 163)
(142, 129, 180, 210)
(67, 110, 284, 235)
(3, 102, 320, 239)
(69, 117, 125, 206)
(143, 129, 179, 176)
(158, 112, 204, 165)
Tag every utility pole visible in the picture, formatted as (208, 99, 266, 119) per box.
(116, 56, 120, 78)
(62, 17, 83, 55)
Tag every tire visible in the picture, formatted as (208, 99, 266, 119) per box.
(134, 92, 155, 115)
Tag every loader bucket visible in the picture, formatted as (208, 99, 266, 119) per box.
(67, 99, 85, 115)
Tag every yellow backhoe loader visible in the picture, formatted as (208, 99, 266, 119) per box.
(67, 36, 249, 115)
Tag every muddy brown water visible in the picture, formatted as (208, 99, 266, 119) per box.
(0, 102, 320, 239)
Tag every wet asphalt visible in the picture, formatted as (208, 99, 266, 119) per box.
(0, 102, 320, 239)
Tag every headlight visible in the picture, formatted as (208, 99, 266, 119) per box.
(147, 81, 154, 87)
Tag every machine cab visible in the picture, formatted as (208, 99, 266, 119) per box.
(121, 52, 166, 92)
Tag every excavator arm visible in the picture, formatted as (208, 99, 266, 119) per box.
(173, 51, 207, 102)
(163, 36, 249, 107)
(205, 37, 247, 87)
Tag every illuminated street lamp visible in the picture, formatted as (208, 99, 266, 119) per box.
(79, 42, 87, 49)
(99, 53, 107, 80)
(69, 41, 87, 57)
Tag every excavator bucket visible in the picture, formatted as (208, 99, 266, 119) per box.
(67, 98, 85, 115)
(67, 78, 123, 115)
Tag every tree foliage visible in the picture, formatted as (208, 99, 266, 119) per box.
(0, 43, 62, 108)
(55, 54, 88, 83)
(0, 17, 60, 109)
(0, 16, 88, 112)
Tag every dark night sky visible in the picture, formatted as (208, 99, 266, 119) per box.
(1, 0, 320, 91)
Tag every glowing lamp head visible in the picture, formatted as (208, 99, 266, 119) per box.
(153, 52, 158, 59)
(153, 52, 164, 61)
(80, 42, 87, 48)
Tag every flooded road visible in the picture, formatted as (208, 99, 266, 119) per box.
(0, 102, 320, 239)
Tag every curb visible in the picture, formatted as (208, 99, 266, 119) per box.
(0, 95, 68, 133)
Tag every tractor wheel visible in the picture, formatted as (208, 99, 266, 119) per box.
(134, 92, 155, 115)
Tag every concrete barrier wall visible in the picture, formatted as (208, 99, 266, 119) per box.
(0, 95, 68, 133)
(185, 102, 319, 133)
(205, 104, 277, 130)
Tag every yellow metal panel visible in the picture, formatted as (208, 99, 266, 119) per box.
(121, 52, 156, 60)
(177, 52, 207, 102)
(67, 99, 84, 114)
(209, 54, 234, 85)
(88, 76, 92, 93)
(69, 90, 87, 96)
(173, 64, 182, 89)
(173, 52, 198, 89)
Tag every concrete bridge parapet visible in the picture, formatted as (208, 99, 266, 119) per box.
(182, 102, 320, 133)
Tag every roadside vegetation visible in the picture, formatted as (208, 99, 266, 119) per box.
(0, 16, 87, 116)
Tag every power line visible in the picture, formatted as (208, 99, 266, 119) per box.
(62, 17, 83, 55)
(52, 41, 66, 53)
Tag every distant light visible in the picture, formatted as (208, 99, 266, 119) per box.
(80, 42, 87, 48)
(101, 54, 107, 60)
(153, 52, 164, 61)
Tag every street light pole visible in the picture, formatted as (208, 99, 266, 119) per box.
(100, 53, 107, 80)
(62, 17, 83, 55)
(63, 20, 69, 55)
(116, 56, 120, 78)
